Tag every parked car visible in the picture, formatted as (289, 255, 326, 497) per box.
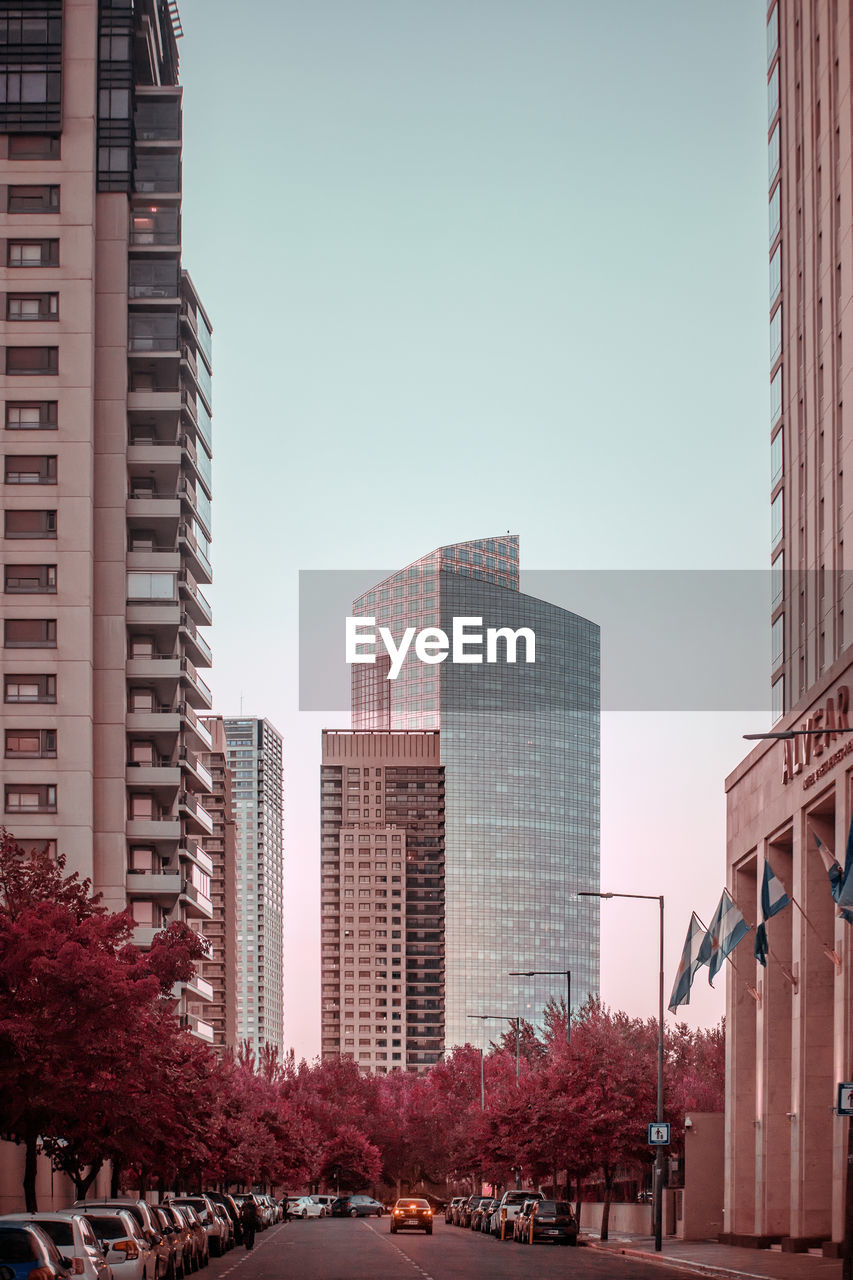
(457, 1194, 487, 1229)
(165, 1206, 206, 1271)
(308, 1196, 336, 1217)
(71, 1209, 158, 1280)
(210, 1207, 233, 1251)
(0, 1214, 111, 1280)
(288, 1198, 325, 1220)
(0, 1223, 74, 1280)
(340, 1196, 383, 1219)
(389, 1199, 432, 1235)
(169, 1201, 223, 1259)
(201, 1196, 241, 1246)
(488, 1189, 543, 1238)
(72, 1202, 169, 1280)
(149, 1207, 189, 1279)
(514, 1199, 577, 1246)
(444, 1197, 464, 1224)
(471, 1198, 498, 1232)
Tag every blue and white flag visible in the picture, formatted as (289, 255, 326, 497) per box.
(668, 912, 705, 1013)
(754, 921, 769, 967)
(698, 889, 750, 984)
(760, 860, 790, 920)
(833, 816, 853, 914)
(813, 831, 853, 925)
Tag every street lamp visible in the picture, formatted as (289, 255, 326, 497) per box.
(578, 889, 665, 1253)
(467, 1013, 521, 1086)
(508, 969, 572, 1044)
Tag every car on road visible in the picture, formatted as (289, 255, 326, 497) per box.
(340, 1196, 383, 1218)
(514, 1199, 578, 1246)
(490, 1189, 543, 1238)
(288, 1198, 326, 1219)
(444, 1197, 464, 1224)
(71, 1209, 158, 1280)
(389, 1199, 432, 1235)
(0, 1213, 112, 1280)
(72, 1202, 170, 1280)
(0, 1223, 74, 1280)
(308, 1196, 336, 1217)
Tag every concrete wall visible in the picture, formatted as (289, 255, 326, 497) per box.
(0, 1139, 111, 1214)
(678, 1112, 724, 1240)
(577, 1201, 652, 1235)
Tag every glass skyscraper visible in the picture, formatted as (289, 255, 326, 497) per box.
(352, 535, 600, 1049)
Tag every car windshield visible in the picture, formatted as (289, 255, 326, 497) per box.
(33, 1222, 74, 1248)
(84, 1217, 129, 1241)
(504, 1192, 537, 1205)
(0, 1229, 39, 1263)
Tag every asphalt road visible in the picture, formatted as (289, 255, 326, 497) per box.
(208, 1217, 688, 1279)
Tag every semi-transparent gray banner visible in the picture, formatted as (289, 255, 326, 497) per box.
(299, 568, 792, 713)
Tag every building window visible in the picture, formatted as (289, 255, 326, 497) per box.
(5, 784, 56, 813)
(5, 401, 57, 430)
(0, 12, 62, 43)
(769, 184, 781, 244)
(5, 347, 58, 375)
(130, 847, 155, 872)
(7, 294, 58, 321)
(7, 241, 59, 268)
(5, 455, 56, 483)
(770, 367, 783, 425)
(7, 185, 59, 213)
(126, 572, 176, 600)
(4, 618, 55, 648)
(129, 688, 155, 712)
(771, 553, 784, 611)
(769, 305, 782, 365)
(131, 899, 155, 926)
(6, 729, 56, 758)
(0, 69, 61, 106)
(4, 508, 56, 538)
(769, 243, 782, 303)
(8, 135, 60, 160)
(4, 563, 56, 593)
(771, 431, 783, 488)
(771, 490, 784, 548)
(129, 794, 155, 819)
(766, 6, 778, 66)
(771, 616, 784, 670)
(768, 123, 780, 184)
(98, 87, 130, 119)
(4, 674, 56, 703)
(771, 674, 785, 724)
(768, 63, 779, 124)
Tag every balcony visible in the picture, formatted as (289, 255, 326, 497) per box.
(180, 568, 212, 626)
(180, 1013, 215, 1043)
(126, 494, 181, 530)
(179, 612, 212, 668)
(180, 971, 214, 1002)
(181, 702, 212, 751)
(180, 877, 213, 919)
(126, 709, 181, 736)
(180, 656, 212, 711)
(180, 746, 213, 793)
(126, 815, 181, 843)
(179, 839, 213, 875)
(178, 520, 211, 584)
(125, 763, 181, 793)
(179, 790, 214, 836)
(126, 870, 181, 901)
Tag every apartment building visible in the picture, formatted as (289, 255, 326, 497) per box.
(0, 0, 216, 1038)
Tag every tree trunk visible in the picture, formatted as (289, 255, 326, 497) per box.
(23, 1125, 38, 1213)
(74, 1159, 103, 1202)
(110, 1162, 120, 1197)
(600, 1169, 614, 1242)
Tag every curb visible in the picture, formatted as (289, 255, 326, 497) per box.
(583, 1239, 785, 1280)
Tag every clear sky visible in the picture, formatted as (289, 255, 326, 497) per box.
(178, 1, 769, 1058)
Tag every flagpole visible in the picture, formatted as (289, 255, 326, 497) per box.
(788, 893, 842, 970)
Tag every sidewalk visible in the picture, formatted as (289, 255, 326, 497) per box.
(582, 1231, 842, 1280)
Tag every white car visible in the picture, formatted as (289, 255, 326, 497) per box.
(309, 1197, 336, 1217)
(1, 1212, 113, 1280)
(170, 1200, 225, 1258)
(289, 1198, 326, 1219)
(71, 1210, 158, 1280)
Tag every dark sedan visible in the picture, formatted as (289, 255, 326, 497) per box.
(390, 1199, 432, 1235)
(515, 1199, 578, 1246)
(339, 1196, 383, 1218)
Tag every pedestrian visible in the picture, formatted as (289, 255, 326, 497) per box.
(240, 1198, 258, 1250)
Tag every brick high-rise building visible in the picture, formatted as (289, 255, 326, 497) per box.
(724, 0, 853, 1251)
(321, 729, 444, 1073)
(0, 0, 216, 1040)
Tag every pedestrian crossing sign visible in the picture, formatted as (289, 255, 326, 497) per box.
(648, 1122, 670, 1145)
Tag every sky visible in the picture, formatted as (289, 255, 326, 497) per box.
(177, 0, 770, 1059)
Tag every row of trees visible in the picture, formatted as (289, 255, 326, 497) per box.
(0, 830, 724, 1227)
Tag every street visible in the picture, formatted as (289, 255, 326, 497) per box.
(217, 1218, 687, 1279)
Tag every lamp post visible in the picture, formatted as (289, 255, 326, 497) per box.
(509, 969, 572, 1044)
(467, 1013, 521, 1088)
(578, 889, 665, 1253)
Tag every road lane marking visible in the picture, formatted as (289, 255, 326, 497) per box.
(215, 1224, 291, 1278)
(363, 1220, 437, 1280)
